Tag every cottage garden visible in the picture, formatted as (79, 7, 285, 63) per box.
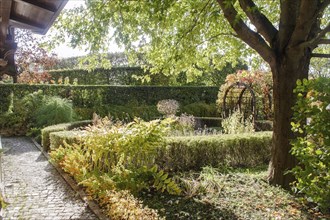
(0, 68, 329, 219)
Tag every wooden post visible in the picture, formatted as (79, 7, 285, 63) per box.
(0, 27, 18, 82)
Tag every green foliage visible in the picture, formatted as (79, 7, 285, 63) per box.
(181, 102, 218, 117)
(34, 96, 74, 127)
(49, 130, 87, 151)
(150, 166, 181, 195)
(0, 111, 28, 136)
(52, 0, 256, 77)
(158, 132, 272, 171)
(84, 118, 173, 171)
(50, 118, 181, 194)
(50, 57, 247, 86)
(50, 118, 183, 218)
(50, 141, 162, 218)
(0, 84, 218, 118)
(41, 120, 91, 151)
(0, 88, 79, 137)
(221, 110, 255, 134)
(48, 125, 272, 172)
(49, 67, 146, 85)
(290, 78, 330, 211)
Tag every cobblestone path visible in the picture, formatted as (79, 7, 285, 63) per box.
(1, 137, 98, 220)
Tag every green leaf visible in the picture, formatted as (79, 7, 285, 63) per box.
(315, 149, 322, 155)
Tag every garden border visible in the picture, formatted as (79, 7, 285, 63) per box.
(30, 138, 109, 220)
(0, 136, 3, 220)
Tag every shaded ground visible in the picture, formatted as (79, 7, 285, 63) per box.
(139, 167, 329, 220)
(1, 137, 98, 220)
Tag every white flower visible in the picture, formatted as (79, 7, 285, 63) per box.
(326, 104, 330, 111)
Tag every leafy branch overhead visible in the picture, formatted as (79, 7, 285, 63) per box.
(53, 0, 329, 74)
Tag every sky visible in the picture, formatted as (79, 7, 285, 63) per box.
(51, 0, 123, 58)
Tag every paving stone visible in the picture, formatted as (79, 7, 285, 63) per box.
(1, 137, 98, 220)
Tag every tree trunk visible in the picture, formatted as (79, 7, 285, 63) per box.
(268, 47, 311, 189)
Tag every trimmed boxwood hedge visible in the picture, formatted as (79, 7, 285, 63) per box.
(49, 130, 88, 151)
(158, 132, 272, 171)
(41, 120, 91, 151)
(0, 84, 218, 109)
(46, 127, 272, 171)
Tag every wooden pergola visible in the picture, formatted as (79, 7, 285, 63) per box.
(0, 0, 68, 82)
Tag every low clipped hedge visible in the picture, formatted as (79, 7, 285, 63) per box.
(158, 132, 272, 171)
(47, 128, 272, 171)
(41, 120, 91, 151)
(49, 130, 87, 151)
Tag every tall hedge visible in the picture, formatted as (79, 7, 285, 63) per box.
(49, 67, 145, 85)
(0, 84, 218, 113)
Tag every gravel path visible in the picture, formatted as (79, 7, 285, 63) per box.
(1, 137, 98, 220)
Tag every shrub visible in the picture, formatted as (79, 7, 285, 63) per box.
(50, 118, 181, 195)
(221, 110, 255, 134)
(49, 130, 87, 151)
(0, 89, 79, 137)
(290, 78, 330, 211)
(41, 120, 91, 151)
(50, 118, 182, 219)
(34, 96, 74, 128)
(181, 102, 218, 117)
(0, 111, 27, 136)
(48, 126, 272, 172)
(158, 132, 272, 171)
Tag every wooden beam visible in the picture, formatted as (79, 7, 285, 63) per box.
(14, 0, 57, 13)
(1, 0, 13, 46)
(9, 18, 44, 34)
(311, 53, 330, 58)
(41, 0, 68, 35)
(13, 0, 56, 13)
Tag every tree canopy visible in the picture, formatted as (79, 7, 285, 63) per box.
(53, 1, 274, 76)
(53, 0, 329, 76)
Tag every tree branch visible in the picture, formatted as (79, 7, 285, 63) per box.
(311, 53, 330, 58)
(216, 0, 275, 65)
(196, 32, 238, 48)
(238, 0, 278, 44)
(277, 0, 300, 50)
(289, 0, 320, 47)
(303, 23, 330, 48)
(177, 0, 212, 46)
(319, 39, 330, 44)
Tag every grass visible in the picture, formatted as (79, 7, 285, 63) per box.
(138, 166, 330, 220)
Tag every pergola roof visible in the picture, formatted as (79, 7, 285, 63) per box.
(0, 0, 68, 43)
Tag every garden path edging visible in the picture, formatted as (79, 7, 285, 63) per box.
(31, 138, 109, 220)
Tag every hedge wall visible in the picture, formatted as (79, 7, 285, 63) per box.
(0, 84, 218, 114)
(49, 67, 145, 85)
